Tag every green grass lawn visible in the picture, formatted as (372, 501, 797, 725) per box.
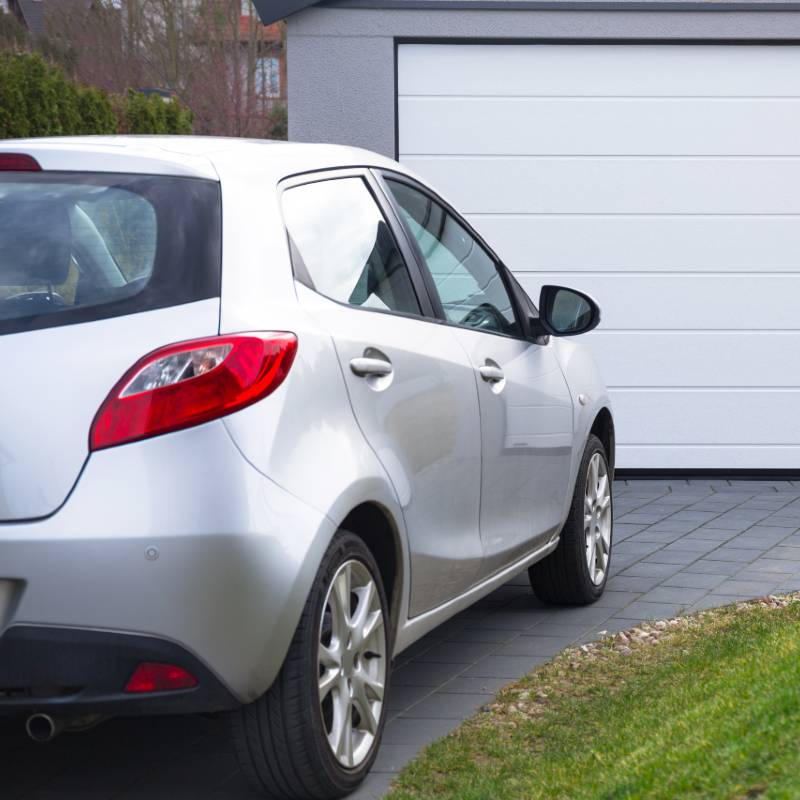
(387, 596, 800, 800)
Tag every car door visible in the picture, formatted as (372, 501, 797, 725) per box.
(281, 170, 484, 616)
(380, 174, 574, 577)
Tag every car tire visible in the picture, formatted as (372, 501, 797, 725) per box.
(230, 531, 391, 800)
(528, 434, 613, 605)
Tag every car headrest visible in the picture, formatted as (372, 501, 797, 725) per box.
(0, 197, 72, 286)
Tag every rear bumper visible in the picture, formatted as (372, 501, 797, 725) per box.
(0, 626, 237, 717)
(0, 421, 336, 711)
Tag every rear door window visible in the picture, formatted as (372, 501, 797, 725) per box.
(281, 177, 422, 317)
(0, 173, 221, 335)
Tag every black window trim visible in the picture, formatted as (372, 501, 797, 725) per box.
(372, 168, 534, 344)
(277, 167, 437, 322)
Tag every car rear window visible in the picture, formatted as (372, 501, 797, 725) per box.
(0, 172, 221, 336)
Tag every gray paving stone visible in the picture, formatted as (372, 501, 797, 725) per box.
(462, 654, 547, 679)
(620, 561, 683, 579)
(495, 635, 576, 658)
(591, 590, 644, 608)
(381, 717, 461, 746)
(645, 520, 701, 533)
(681, 559, 744, 576)
(764, 515, 800, 528)
(614, 540, 663, 556)
(657, 494, 706, 505)
(371, 744, 425, 774)
(613, 601, 689, 620)
(768, 546, 800, 561)
(467, 610, 544, 631)
(706, 547, 763, 563)
(387, 684, 434, 714)
(528, 621, 594, 639)
(690, 594, 753, 612)
(622, 480, 677, 491)
(686, 479, 731, 489)
(641, 550, 704, 566)
(731, 525, 796, 540)
(392, 660, 465, 687)
(630, 529, 691, 544)
(437, 675, 510, 695)
(415, 640, 500, 664)
(538, 605, 616, 626)
(713, 579, 781, 596)
(446, 627, 519, 644)
(616, 512, 673, 525)
(725, 481, 794, 491)
(614, 523, 650, 540)
(661, 538, 721, 554)
(400, 690, 491, 721)
(638, 585, 709, 605)
(773, 578, 800, 594)
(687, 501, 741, 512)
(745, 558, 798, 574)
(661, 571, 729, 590)
(610, 554, 640, 572)
(683, 528, 740, 542)
(347, 771, 395, 799)
(668, 510, 721, 523)
(733, 568, 793, 583)
(606, 575, 663, 592)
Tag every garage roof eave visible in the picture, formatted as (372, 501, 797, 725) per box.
(255, 0, 800, 24)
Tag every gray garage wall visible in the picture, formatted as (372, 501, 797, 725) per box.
(287, 5, 800, 157)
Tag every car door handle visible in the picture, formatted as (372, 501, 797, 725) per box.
(350, 357, 393, 377)
(478, 364, 505, 383)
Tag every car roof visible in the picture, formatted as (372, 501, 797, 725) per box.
(0, 136, 405, 182)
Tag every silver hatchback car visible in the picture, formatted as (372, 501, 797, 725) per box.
(0, 138, 614, 799)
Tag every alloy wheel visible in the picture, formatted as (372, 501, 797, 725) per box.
(584, 452, 612, 585)
(318, 559, 387, 769)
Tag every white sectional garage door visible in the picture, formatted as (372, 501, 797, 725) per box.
(398, 43, 800, 470)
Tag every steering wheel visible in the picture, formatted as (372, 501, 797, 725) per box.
(1, 291, 67, 315)
(460, 302, 506, 332)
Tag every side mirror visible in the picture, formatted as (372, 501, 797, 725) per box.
(531, 285, 600, 339)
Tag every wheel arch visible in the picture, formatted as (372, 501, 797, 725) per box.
(338, 501, 405, 646)
(590, 407, 616, 477)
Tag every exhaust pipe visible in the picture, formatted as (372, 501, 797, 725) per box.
(25, 713, 61, 743)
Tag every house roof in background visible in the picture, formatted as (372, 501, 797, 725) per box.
(15, 0, 45, 37)
(253, 0, 800, 25)
(11, 0, 93, 37)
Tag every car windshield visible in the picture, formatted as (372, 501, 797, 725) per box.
(0, 172, 222, 335)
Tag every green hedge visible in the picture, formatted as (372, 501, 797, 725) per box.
(117, 90, 193, 135)
(0, 52, 192, 138)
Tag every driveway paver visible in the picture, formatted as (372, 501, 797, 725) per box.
(3, 479, 800, 800)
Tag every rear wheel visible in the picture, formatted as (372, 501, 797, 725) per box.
(529, 434, 613, 605)
(230, 531, 390, 799)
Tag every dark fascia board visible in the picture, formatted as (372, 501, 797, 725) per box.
(253, 0, 319, 24)
(256, 0, 800, 23)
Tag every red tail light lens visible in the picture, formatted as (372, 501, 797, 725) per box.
(125, 662, 198, 693)
(90, 332, 298, 451)
(0, 153, 41, 171)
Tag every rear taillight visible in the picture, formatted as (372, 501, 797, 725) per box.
(0, 153, 41, 171)
(90, 332, 297, 451)
(125, 662, 198, 693)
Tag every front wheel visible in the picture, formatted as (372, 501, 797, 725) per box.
(230, 531, 390, 799)
(529, 434, 613, 605)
